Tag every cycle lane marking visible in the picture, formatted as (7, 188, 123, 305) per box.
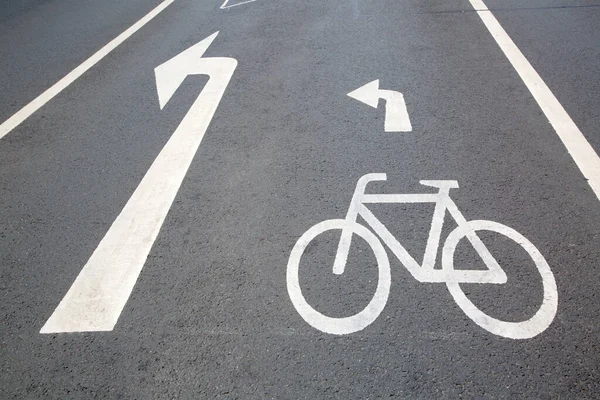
(40, 32, 237, 333)
(0, 0, 175, 141)
(287, 174, 557, 339)
(469, 0, 600, 201)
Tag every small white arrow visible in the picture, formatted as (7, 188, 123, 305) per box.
(347, 79, 412, 132)
(220, 0, 259, 9)
(41, 32, 238, 334)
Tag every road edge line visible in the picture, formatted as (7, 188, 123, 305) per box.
(0, 0, 175, 141)
(469, 0, 600, 201)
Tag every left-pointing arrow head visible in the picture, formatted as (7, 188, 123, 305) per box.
(347, 79, 381, 108)
(347, 79, 412, 132)
(155, 31, 219, 109)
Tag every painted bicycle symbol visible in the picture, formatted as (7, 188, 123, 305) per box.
(287, 174, 558, 339)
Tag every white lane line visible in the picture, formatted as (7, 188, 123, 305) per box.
(0, 0, 175, 141)
(40, 32, 237, 333)
(469, 0, 600, 201)
(220, 0, 258, 9)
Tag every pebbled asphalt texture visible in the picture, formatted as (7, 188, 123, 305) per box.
(1, 0, 600, 398)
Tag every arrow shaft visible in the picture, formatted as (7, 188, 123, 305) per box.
(380, 90, 412, 132)
(41, 58, 237, 333)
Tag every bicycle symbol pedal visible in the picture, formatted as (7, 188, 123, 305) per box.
(286, 174, 558, 339)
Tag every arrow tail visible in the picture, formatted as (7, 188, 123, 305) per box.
(41, 34, 237, 333)
(382, 90, 412, 132)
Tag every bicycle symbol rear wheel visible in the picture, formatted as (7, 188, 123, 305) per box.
(286, 219, 391, 335)
(442, 220, 558, 339)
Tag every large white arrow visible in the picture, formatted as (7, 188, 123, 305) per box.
(41, 32, 237, 333)
(347, 79, 412, 132)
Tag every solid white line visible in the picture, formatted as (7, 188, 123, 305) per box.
(220, 0, 258, 9)
(0, 0, 175, 141)
(469, 0, 600, 201)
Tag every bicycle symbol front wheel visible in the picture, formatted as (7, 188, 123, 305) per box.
(442, 220, 558, 339)
(286, 219, 391, 335)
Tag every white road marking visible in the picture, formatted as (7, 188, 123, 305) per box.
(287, 174, 557, 338)
(469, 0, 600, 201)
(347, 80, 412, 132)
(444, 220, 558, 339)
(40, 32, 238, 333)
(220, 0, 258, 10)
(0, 0, 175, 141)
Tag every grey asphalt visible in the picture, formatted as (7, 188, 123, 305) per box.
(1, 0, 599, 398)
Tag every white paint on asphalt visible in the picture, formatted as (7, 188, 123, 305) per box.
(0, 0, 175, 141)
(469, 0, 600, 201)
(287, 174, 557, 338)
(40, 32, 237, 333)
(220, 0, 258, 9)
(347, 80, 412, 132)
(444, 220, 558, 339)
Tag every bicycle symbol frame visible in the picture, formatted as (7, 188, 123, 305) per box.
(287, 174, 558, 339)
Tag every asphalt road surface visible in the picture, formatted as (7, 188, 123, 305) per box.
(1, 0, 600, 398)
